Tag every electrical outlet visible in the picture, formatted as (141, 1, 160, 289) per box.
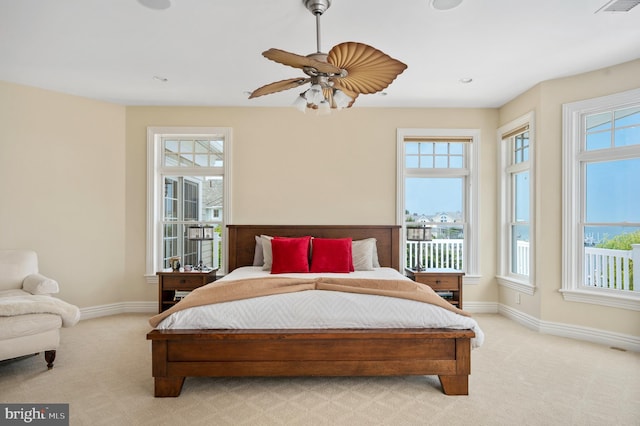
(516, 293, 521, 304)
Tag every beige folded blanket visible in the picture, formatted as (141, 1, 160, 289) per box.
(149, 276, 470, 328)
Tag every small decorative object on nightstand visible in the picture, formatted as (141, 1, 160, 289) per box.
(405, 268, 464, 309)
(157, 269, 217, 313)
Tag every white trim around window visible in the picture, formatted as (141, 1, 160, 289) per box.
(396, 128, 481, 284)
(497, 112, 536, 295)
(561, 88, 640, 311)
(145, 127, 232, 284)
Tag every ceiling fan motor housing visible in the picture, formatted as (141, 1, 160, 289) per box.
(304, 0, 331, 15)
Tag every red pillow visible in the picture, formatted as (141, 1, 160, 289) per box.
(310, 238, 354, 273)
(270, 236, 312, 274)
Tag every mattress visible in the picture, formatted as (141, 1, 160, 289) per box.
(156, 267, 484, 348)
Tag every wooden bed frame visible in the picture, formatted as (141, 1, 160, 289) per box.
(147, 225, 475, 397)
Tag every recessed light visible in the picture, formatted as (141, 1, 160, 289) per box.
(153, 76, 168, 82)
(378, 92, 388, 96)
(430, 0, 463, 11)
(138, 0, 171, 11)
(459, 78, 473, 84)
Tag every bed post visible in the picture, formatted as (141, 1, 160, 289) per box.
(150, 336, 185, 397)
(438, 337, 471, 395)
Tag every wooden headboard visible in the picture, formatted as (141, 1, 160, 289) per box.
(226, 225, 401, 273)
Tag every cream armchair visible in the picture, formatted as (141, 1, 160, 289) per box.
(0, 250, 80, 369)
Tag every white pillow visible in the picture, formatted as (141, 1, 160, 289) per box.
(352, 238, 380, 271)
(260, 235, 274, 270)
(253, 235, 264, 266)
(22, 273, 60, 295)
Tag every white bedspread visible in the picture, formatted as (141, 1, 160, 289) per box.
(156, 267, 484, 348)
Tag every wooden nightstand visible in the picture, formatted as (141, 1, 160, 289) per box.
(405, 268, 464, 309)
(157, 269, 218, 313)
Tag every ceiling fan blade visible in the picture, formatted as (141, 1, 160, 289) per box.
(263, 48, 342, 75)
(249, 77, 311, 99)
(327, 42, 407, 95)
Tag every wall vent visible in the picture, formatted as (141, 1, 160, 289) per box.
(595, 0, 640, 13)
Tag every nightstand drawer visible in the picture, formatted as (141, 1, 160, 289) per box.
(162, 275, 203, 290)
(416, 274, 459, 290)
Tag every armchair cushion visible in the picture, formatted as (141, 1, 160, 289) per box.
(22, 273, 59, 295)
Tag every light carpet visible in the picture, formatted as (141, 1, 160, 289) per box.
(0, 313, 638, 425)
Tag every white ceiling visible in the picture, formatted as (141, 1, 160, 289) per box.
(1, 0, 639, 108)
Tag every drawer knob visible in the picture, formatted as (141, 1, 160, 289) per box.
(180, 279, 186, 284)
(435, 280, 441, 284)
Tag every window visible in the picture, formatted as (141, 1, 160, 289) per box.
(562, 89, 640, 310)
(146, 127, 232, 282)
(162, 177, 199, 267)
(397, 129, 480, 282)
(497, 113, 535, 294)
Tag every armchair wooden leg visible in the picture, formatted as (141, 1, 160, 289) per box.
(45, 350, 56, 369)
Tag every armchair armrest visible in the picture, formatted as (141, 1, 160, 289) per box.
(22, 273, 60, 295)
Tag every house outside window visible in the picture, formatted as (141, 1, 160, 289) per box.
(497, 112, 535, 294)
(562, 89, 640, 310)
(397, 129, 480, 282)
(146, 127, 232, 282)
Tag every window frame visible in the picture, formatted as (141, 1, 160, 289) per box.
(561, 88, 640, 311)
(397, 128, 480, 284)
(497, 112, 536, 295)
(146, 127, 232, 283)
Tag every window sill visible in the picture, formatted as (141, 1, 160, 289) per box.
(496, 275, 535, 295)
(560, 288, 640, 311)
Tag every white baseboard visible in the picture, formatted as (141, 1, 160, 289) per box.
(499, 303, 640, 352)
(78, 300, 639, 352)
(80, 301, 156, 320)
(463, 301, 499, 314)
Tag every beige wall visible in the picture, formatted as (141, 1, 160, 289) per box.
(1, 59, 638, 340)
(125, 107, 499, 304)
(0, 81, 126, 307)
(498, 58, 640, 337)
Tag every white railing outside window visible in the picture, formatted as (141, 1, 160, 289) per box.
(515, 240, 530, 276)
(406, 240, 464, 270)
(407, 239, 637, 293)
(584, 245, 639, 292)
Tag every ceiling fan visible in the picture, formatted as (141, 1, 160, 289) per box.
(249, 0, 407, 111)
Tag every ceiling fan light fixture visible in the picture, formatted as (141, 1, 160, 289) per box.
(305, 84, 325, 104)
(333, 89, 352, 109)
(293, 94, 308, 112)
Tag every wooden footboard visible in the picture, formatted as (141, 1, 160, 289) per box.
(147, 328, 474, 397)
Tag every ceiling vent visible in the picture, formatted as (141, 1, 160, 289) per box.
(595, 0, 640, 12)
